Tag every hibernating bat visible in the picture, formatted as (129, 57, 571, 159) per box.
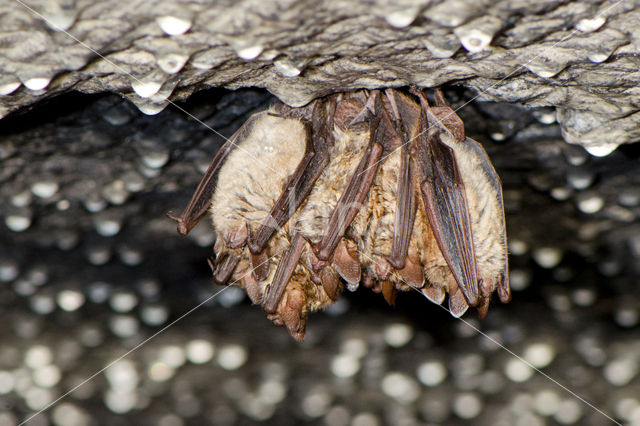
(168, 88, 510, 342)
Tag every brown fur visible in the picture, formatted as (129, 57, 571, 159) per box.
(200, 90, 509, 340)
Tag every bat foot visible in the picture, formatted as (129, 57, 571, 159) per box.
(476, 297, 490, 320)
(212, 252, 239, 285)
(448, 286, 469, 317)
(422, 285, 445, 305)
(250, 250, 270, 282)
(382, 280, 398, 306)
(277, 285, 308, 342)
(243, 273, 264, 304)
(166, 211, 189, 236)
(398, 255, 425, 289)
(227, 225, 248, 249)
(332, 239, 361, 291)
(497, 272, 511, 303)
(320, 268, 341, 301)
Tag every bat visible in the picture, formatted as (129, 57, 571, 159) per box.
(168, 88, 510, 342)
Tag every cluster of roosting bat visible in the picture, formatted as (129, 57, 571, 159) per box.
(170, 88, 510, 342)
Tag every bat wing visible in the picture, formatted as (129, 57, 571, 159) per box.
(416, 130, 479, 307)
(167, 112, 265, 236)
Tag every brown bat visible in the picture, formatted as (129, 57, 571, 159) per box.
(168, 88, 510, 342)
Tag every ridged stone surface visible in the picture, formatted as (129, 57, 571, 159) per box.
(1, 0, 640, 154)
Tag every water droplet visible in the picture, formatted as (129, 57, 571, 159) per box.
(532, 109, 556, 124)
(156, 16, 192, 36)
(24, 77, 51, 91)
(550, 187, 571, 201)
(614, 306, 639, 328)
(0, 259, 19, 282)
(553, 399, 582, 424)
(102, 180, 129, 205)
(504, 359, 534, 382)
(330, 354, 359, 378)
(383, 323, 413, 347)
(105, 389, 137, 414)
(385, 7, 419, 28)
(83, 194, 107, 213)
(57, 289, 85, 312)
(103, 105, 132, 126)
(380, 372, 420, 404)
(148, 362, 174, 382)
(24, 387, 54, 411)
(56, 199, 71, 210)
(186, 339, 215, 364)
(52, 403, 89, 426)
(352, 412, 379, 426)
(0, 81, 21, 96)
(584, 142, 619, 157)
(157, 53, 189, 74)
(33, 364, 61, 388)
(589, 52, 610, 63)
(137, 101, 168, 116)
(140, 304, 169, 326)
(523, 343, 555, 368)
(140, 149, 169, 169)
(11, 190, 32, 207)
(30, 293, 56, 315)
(456, 28, 493, 53)
(490, 132, 505, 141)
(31, 181, 59, 198)
(301, 386, 332, 418)
(121, 171, 145, 192)
(131, 80, 162, 98)
(236, 45, 263, 60)
(109, 291, 138, 313)
(158, 345, 186, 368)
(452, 392, 482, 419)
(109, 315, 140, 338)
(566, 169, 594, 190)
(117, 245, 143, 266)
(85, 245, 112, 266)
(217, 344, 248, 370)
(340, 338, 367, 358)
(5, 214, 32, 232)
(93, 215, 122, 237)
(525, 63, 562, 79)
(576, 16, 606, 33)
(25, 345, 53, 368)
(417, 361, 447, 386)
(576, 194, 604, 214)
(216, 286, 245, 307)
(273, 58, 301, 77)
(423, 34, 460, 58)
(532, 247, 563, 269)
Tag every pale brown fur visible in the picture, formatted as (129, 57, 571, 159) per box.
(206, 92, 508, 338)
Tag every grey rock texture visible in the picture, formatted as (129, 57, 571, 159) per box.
(1, 0, 640, 154)
(2, 86, 640, 425)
